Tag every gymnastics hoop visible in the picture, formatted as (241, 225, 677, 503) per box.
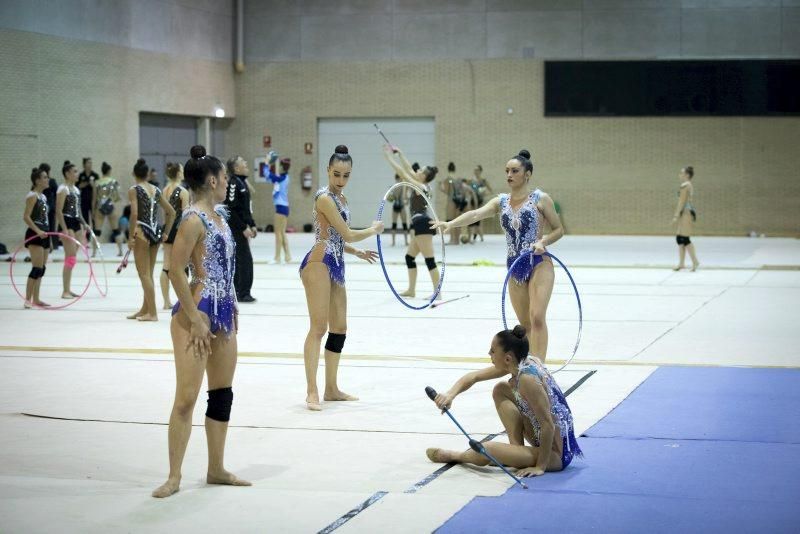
(376, 181, 446, 310)
(9, 231, 93, 310)
(501, 250, 583, 374)
(87, 231, 109, 297)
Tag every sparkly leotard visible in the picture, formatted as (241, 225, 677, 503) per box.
(171, 206, 237, 335)
(57, 184, 82, 231)
(28, 192, 49, 232)
(512, 357, 583, 469)
(133, 184, 163, 244)
(500, 189, 544, 283)
(165, 185, 186, 244)
(95, 178, 121, 205)
(299, 187, 349, 286)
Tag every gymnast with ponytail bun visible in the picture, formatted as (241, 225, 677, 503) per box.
(22, 167, 52, 308)
(426, 325, 582, 477)
(126, 158, 175, 321)
(152, 144, 250, 498)
(430, 149, 565, 360)
(299, 145, 384, 411)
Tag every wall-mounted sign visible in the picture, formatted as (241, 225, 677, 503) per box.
(263, 135, 272, 148)
(304, 142, 313, 154)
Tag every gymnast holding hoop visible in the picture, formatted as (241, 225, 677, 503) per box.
(21, 167, 52, 308)
(299, 145, 383, 411)
(55, 161, 90, 299)
(381, 145, 441, 300)
(431, 150, 564, 361)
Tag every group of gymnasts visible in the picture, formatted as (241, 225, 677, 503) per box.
(20, 142, 698, 497)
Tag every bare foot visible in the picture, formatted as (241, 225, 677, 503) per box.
(61, 292, 80, 299)
(672, 265, 685, 271)
(306, 393, 322, 411)
(137, 314, 158, 322)
(24, 301, 32, 309)
(691, 263, 699, 272)
(163, 303, 174, 310)
(324, 390, 359, 402)
(207, 470, 252, 487)
(127, 311, 144, 319)
(152, 477, 181, 498)
(285, 257, 292, 264)
(400, 289, 415, 298)
(34, 300, 50, 307)
(426, 448, 456, 463)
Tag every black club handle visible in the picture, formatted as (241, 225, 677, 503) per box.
(425, 386, 437, 401)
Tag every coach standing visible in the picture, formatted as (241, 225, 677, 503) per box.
(226, 156, 258, 303)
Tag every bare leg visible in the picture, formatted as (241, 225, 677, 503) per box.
(161, 243, 173, 309)
(274, 214, 290, 262)
(529, 260, 555, 361)
(400, 238, 420, 297)
(301, 263, 332, 410)
(137, 242, 160, 320)
(674, 244, 686, 271)
(508, 281, 532, 342)
(324, 282, 357, 401)
(33, 248, 50, 306)
(152, 316, 206, 498)
(128, 238, 149, 319)
(687, 243, 699, 270)
(204, 327, 250, 488)
(26, 245, 44, 305)
(61, 232, 78, 298)
(493, 381, 525, 445)
(416, 234, 441, 300)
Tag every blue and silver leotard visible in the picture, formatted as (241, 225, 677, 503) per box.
(299, 187, 349, 286)
(172, 205, 237, 335)
(512, 357, 583, 469)
(500, 189, 543, 283)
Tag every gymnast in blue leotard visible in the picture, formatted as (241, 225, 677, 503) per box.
(426, 325, 582, 477)
(430, 149, 565, 360)
(153, 144, 250, 499)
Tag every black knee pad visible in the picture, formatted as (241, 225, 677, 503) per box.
(41, 266, 46, 276)
(28, 267, 44, 280)
(93, 228, 102, 237)
(391, 222, 398, 230)
(676, 235, 690, 246)
(325, 332, 346, 354)
(402, 223, 408, 231)
(425, 257, 437, 270)
(405, 254, 417, 269)
(206, 387, 233, 422)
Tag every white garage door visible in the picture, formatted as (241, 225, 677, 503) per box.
(318, 118, 435, 228)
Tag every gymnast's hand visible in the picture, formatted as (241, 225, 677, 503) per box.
(434, 391, 455, 412)
(530, 240, 546, 256)
(371, 220, 385, 235)
(188, 312, 215, 359)
(356, 249, 379, 264)
(516, 466, 545, 477)
(429, 220, 450, 234)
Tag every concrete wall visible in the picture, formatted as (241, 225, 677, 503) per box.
(0, 25, 235, 245)
(229, 59, 800, 236)
(244, 0, 800, 62)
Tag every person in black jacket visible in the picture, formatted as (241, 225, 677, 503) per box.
(225, 156, 258, 302)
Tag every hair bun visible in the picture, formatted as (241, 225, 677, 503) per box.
(334, 145, 349, 155)
(512, 324, 527, 339)
(136, 158, 146, 165)
(517, 149, 531, 160)
(686, 166, 694, 173)
(63, 160, 71, 166)
(190, 145, 207, 159)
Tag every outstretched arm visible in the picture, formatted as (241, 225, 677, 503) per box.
(431, 196, 500, 234)
(316, 195, 383, 244)
(433, 365, 507, 411)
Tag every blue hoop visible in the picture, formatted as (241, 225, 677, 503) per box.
(501, 250, 583, 374)
(377, 182, 446, 310)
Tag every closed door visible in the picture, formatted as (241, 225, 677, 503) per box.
(318, 118, 435, 228)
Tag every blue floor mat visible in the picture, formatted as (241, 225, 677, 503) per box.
(436, 367, 800, 533)
(584, 366, 800, 443)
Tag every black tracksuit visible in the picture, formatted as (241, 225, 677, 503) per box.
(225, 174, 255, 299)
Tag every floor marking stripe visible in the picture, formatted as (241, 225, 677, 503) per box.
(317, 491, 389, 534)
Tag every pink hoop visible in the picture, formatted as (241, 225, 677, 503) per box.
(87, 231, 108, 297)
(9, 231, 93, 310)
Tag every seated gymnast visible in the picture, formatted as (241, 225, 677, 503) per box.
(426, 326, 582, 477)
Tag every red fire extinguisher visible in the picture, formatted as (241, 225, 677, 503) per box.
(301, 166, 313, 190)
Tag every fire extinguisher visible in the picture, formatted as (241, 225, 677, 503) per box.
(301, 166, 313, 190)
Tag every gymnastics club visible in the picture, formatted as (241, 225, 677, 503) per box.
(116, 250, 130, 274)
(425, 386, 528, 489)
(373, 123, 397, 152)
(431, 294, 470, 309)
